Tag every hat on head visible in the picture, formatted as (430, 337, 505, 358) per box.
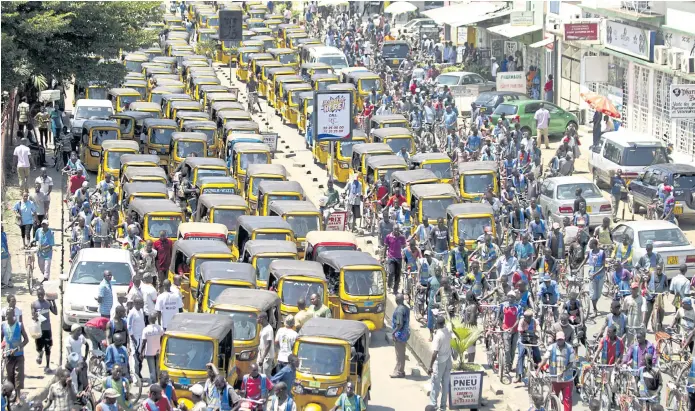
(71, 324, 82, 332)
(190, 384, 204, 397)
(646, 240, 654, 246)
(82, 181, 89, 188)
(507, 291, 516, 297)
(424, 250, 432, 256)
(552, 222, 560, 229)
(542, 274, 551, 282)
(103, 388, 120, 399)
(631, 282, 640, 288)
(555, 331, 565, 340)
(41, 219, 49, 226)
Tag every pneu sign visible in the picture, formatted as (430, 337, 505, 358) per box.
(313, 90, 353, 141)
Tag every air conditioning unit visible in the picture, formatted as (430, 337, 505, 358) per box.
(682, 55, 695, 74)
(669, 49, 684, 71)
(653, 45, 668, 65)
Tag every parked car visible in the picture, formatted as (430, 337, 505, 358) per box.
(588, 130, 670, 190)
(435, 72, 496, 89)
(402, 18, 437, 33)
(474, 91, 529, 116)
(538, 176, 611, 228)
(611, 220, 695, 279)
(60, 248, 135, 331)
(628, 163, 695, 218)
(491, 100, 578, 139)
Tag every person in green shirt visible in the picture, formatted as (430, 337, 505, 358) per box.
(307, 293, 331, 318)
(330, 381, 366, 411)
(325, 180, 340, 208)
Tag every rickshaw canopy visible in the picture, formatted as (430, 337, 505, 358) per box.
(411, 183, 458, 198)
(165, 312, 234, 340)
(199, 261, 256, 285)
(171, 132, 208, 143)
(298, 317, 369, 345)
(366, 155, 407, 169)
(102, 140, 139, 151)
(268, 200, 319, 215)
(198, 194, 248, 209)
(244, 240, 298, 256)
(446, 203, 494, 217)
(352, 143, 393, 156)
(457, 161, 497, 173)
(305, 231, 357, 246)
(215, 288, 281, 311)
(247, 163, 288, 177)
(269, 260, 325, 281)
(391, 169, 438, 186)
(315, 250, 379, 270)
(128, 198, 181, 216)
(371, 127, 412, 139)
(258, 181, 304, 197)
(237, 216, 292, 233)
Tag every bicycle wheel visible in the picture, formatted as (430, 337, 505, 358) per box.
(581, 367, 598, 403)
(666, 387, 685, 411)
(497, 342, 505, 382)
(485, 336, 496, 369)
(130, 372, 143, 404)
(26, 257, 33, 294)
(580, 292, 591, 321)
(547, 394, 563, 411)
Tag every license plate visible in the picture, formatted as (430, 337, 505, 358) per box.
(179, 377, 190, 387)
(675, 206, 683, 214)
(309, 380, 321, 388)
(585, 206, 592, 212)
(668, 256, 679, 265)
(364, 301, 374, 307)
(392, 59, 398, 65)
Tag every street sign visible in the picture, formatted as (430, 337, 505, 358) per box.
(325, 211, 347, 231)
(448, 371, 484, 409)
(313, 90, 352, 142)
(261, 132, 279, 152)
(219, 9, 243, 41)
(670, 84, 695, 119)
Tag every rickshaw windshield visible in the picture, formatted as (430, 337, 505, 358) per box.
(151, 128, 175, 145)
(215, 310, 257, 341)
(239, 153, 270, 169)
(278, 54, 298, 65)
(254, 232, 289, 241)
(314, 245, 355, 256)
(286, 215, 319, 238)
(196, 169, 227, 179)
(360, 78, 381, 92)
(147, 215, 182, 238)
(223, 40, 241, 48)
(125, 61, 144, 72)
(107, 152, 128, 170)
(381, 169, 401, 185)
(257, 256, 294, 282)
(297, 342, 345, 376)
(92, 130, 119, 145)
(317, 82, 332, 91)
(213, 209, 245, 232)
(423, 162, 453, 179)
(344, 270, 384, 296)
(120, 95, 140, 108)
(251, 177, 283, 196)
(118, 119, 134, 135)
(86, 89, 108, 100)
(421, 198, 455, 221)
(164, 337, 213, 371)
(458, 217, 491, 241)
(281, 281, 324, 307)
(177, 141, 205, 157)
(150, 94, 166, 105)
(339, 141, 360, 158)
(385, 138, 412, 154)
(288, 90, 304, 105)
(193, 129, 215, 146)
(267, 194, 300, 203)
(463, 174, 493, 193)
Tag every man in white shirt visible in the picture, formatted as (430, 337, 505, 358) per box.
(155, 279, 183, 330)
(257, 312, 275, 377)
(428, 316, 452, 411)
(491, 57, 499, 80)
(14, 137, 32, 191)
(65, 324, 87, 362)
(171, 275, 183, 299)
(140, 312, 164, 384)
(127, 297, 146, 379)
(534, 103, 551, 149)
(140, 273, 158, 322)
(274, 316, 298, 369)
(35, 167, 53, 211)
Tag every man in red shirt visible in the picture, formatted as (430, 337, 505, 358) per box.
(84, 316, 109, 351)
(241, 363, 273, 402)
(142, 383, 171, 411)
(68, 173, 86, 195)
(499, 291, 521, 374)
(153, 231, 172, 285)
(386, 186, 407, 208)
(592, 324, 623, 365)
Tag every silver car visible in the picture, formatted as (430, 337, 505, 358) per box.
(538, 176, 612, 228)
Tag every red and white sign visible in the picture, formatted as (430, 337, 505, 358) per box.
(325, 211, 348, 231)
(564, 22, 600, 42)
(495, 71, 526, 93)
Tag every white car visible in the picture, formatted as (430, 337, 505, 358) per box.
(538, 176, 612, 228)
(70, 99, 115, 136)
(61, 248, 135, 331)
(611, 220, 695, 278)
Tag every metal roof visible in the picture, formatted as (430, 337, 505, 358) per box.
(128, 198, 181, 214)
(238, 215, 292, 231)
(352, 143, 394, 155)
(198, 194, 247, 208)
(371, 127, 412, 138)
(411, 183, 458, 198)
(391, 169, 438, 184)
(366, 155, 407, 168)
(446, 203, 494, 216)
(247, 163, 288, 176)
(172, 239, 234, 256)
(243, 240, 297, 255)
(269, 260, 325, 280)
(457, 161, 497, 172)
(199, 261, 256, 284)
(298, 317, 368, 344)
(214, 288, 280, 311)
(166, 312, 234, 340)
(268, 200, 319, 215)
(258, 180, 304, 196)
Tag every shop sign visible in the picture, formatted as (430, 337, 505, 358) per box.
(663, 30, 695, 57)
(605, 20, 656, 61)
(670, 84, 695, 119)
(325, 211, 347, 231)
(496, 71, 526, 93)
(510, 11, 534, 27)
(261, 132, 278, 152)
(449, 371, 484, 409)
(564, 22, 600, 42)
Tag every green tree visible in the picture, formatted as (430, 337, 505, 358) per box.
(449, 319, 482, 371)
(1, 1, 162, 93)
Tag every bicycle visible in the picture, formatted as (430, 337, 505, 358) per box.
(484, 329, 507, 383)
(527, 370, 572, 411)
(656, 327, 690, 378)
(518, 342, 541, 385)
(24, 246, 39, 294)
(581, 363, 616, 410)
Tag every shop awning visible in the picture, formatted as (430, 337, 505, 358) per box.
(529, 36, 554, 48)
(486, 23, 542, 38)
(424, 2, 512, 27)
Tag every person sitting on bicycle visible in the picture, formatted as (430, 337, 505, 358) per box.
(573, 203, 590, 227)
(597, 300, 627, 339)
(635, 241, 665, 277)
(612, 260, 633, 299)
(524, 198, 543, 221)
(612, 235, 633, 271)
(550, 313, 577, 351)
(320, 180, 340, 217)
(102, 364, 131, 409)
(636, 353, 662, 407)
(466, 126, 481, 153)
(98, 173, 114, 194)
(528, 212, 547, 241)
(645, 265, 668, 333)
(514, 235, 535, 263)
(593, 324, 624, 365)
(663, 185, 676, 224)
(104, 333, 129, 376)
(463, 260, 489, 298)
(72, 181, 90, 208)
(408, 214, 432, 251)
(623, 329, 655, 370)
(91, 208, 112, 249)
(448, 241, 469, 279)
(417, 250, 436, 286)
(496, 245, 518, 282)
(510, 169, 526, 194)
(403, 240, 421, 270)
(70, 217, 91, 258)
(563, 291, 583, 327)
(671, 297, 695, 354)
(509, 202, 526, 231)
(516, 309, 542, 382)
(538, 274, 560, 322)
(63, 151, 86, 179)
(474, 233, 500, 273)
(535, 247, 558, 279)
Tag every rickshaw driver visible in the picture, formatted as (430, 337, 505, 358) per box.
(320, 180, 340, 220)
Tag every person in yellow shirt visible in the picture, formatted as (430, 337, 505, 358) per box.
(293, 297, 313, 332)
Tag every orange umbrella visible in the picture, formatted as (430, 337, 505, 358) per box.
(581, 92, 621, 119)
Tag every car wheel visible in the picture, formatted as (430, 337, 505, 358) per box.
(521, 126, 532, 139)
(62, 319, 71, 332)
(567, 121, 578, 131)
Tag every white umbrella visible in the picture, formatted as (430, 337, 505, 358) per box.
(385, 1, 417, 15)
(318, 0, 348, 6)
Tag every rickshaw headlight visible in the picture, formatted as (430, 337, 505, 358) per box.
(90, 150, 100, 157)
(342, 303, 358, 314)
(339, 163, 349, 169)
(293, 384, 304, 394)
(375, 303, 384, 313)
(150, 149, 158, 155)
(326, 386, 341, 397)
(238, 350, 255, 361)
(72, 127, 81, 135)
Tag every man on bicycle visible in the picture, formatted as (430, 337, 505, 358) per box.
(644, 265, 668, 333)
(538, 274, 560, 323)
(429, 218, 450, 263)
(592, 324, 623, 365)
(247, 74, 262, 113)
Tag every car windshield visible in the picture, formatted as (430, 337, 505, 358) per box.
(146, 215, 182, 239)
(339, 141, 361, 158)
(638, 228, 689, 248)
(360, 78, 381, 92)
(437, 75, 459, 86)
(318, 56, 348, 69)
(150, 128, 175, 145)
(623, 147, 669, 167)
(106, 151, 129, 170)
(92, 129, 119, 145)
(458, 217, 492, 241)
(164, 337, 212, 371)
(256, 256, 294, 282)
(421, 198, 455, 221)
(422, 162, 453, 179)
(280, 280, 325, 306)
(177, 141, 204, 157)
(556, 183, 602, 200)
(76, 106, 113, 120)
(70, 261, 132, 285)
(297, 342, 345, 376)
(213, 209, 245, 232)
(344, 270, 384, 296)
(385, 138, 412, 154)
(251, 177, 283, 196)
(278, 54, 298, 65)
(286, 215, 319, 239)
(474, 93, 496, 106)
(674, 174, 695, 189)
(493, 104, 518, 116)
(239, 153, 270, 169)
(463, 174, 493, 194)
(382, 44, 409, 58)
(215, 310, 257, 341)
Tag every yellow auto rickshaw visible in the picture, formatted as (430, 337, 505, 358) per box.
(178, 157, 229, 187)
(446, 203, 496, 250)
(223, 121, 260, 141)
(82, 83, 108, 99)
(107, 88, 143, 113)
(277, 24, 301, 48)
(215, 109, 253, 132)
(176, 222, 228, 243)
(168, 100, 203, 120)
(268, 47, 299, 69)
(159, 313, 236, 404)
(346, 71, 382, 112)
(128, 198, 184, 243)
(280, 82, 311, 125)
(124, 71, 146, 82)
(251, 35, 276, 51)
(190, 76, 222, 101)
(110, 111, 152, 140)
(391, 169, 439, 208)
(410, 183, 459, 227)
(298, 62, 331, 82)
(150, 87, 187, 106)
(180, 120, 218, 157)
(287, 32, 309, 50)
(317, 251, 386, 330)
(123, 53, 149, 73)
(230, 142, 271, 192)
(369, 114, 410, 133)
(241, 239, 298, 288)
(118, 182, 168, 222)
(236, 46, 262, 82)
(304, 231, 358, 261)
(370, 127, 415, 155)
(234, 216, 295, 260)
(121, 166, 168, 186)
(199, 86, 230, 107)
(458, 161, 498, 201)
(122, 80, 148, 100)
(200, 262, 257, 312)
(160, 93, 193, 115)
(244, 163, 289, 212)
(168, 239, 235, 311)
(266, 68, 296, 106)
(350, 143, 394, 181)
(332, 130, 368, 183)
(363, 155, 407, 193)
(296, 92, 313, 135)
(257, 180, 305, 216)
(209, 288, 280, 382)
(268, 200, 321, 258)
(169, 132, 208, 172)
(410, 152, 454, 184)
(97, 140, 140, 185)
(310, 73, 340, 91)
(267, 260, 328, 318)
(205, 92, 239, 111)
(176, 111, 209, 130)
(255, 61, 284, 97)
(249, 52, 274, 77)
(195, 176, 238, 196)
(195, 194, 249, 247)
(142, 118, 177, 166)
(272, 75, 303, 113)
(293, 318, 372, 410)
(211, 101, 245, 120)
(219, 36, 242, 66)
(196, 27, 217, 43)
(80, 120, 122, 172)
(128, 102, 162, 119)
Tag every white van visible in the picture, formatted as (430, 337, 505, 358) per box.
(70, 99, 115, 136)
(588, 130, 670, 189)
(306, 46, 349, 73)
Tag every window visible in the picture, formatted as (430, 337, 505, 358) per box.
(470, 74, 486, 84)
(647, 171, 660, 187)
(602, 142, 622, 164)
(524, 103, 541, 114)
(547, 104, 561, 114)
(641, 171, 653, 186)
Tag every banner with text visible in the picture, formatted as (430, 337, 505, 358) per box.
(314, 91, 353, 141)
(496, 71, 526, 93)
(670, 84, 695, 119)
(449, 371, 484, 409)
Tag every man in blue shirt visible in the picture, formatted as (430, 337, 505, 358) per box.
(514, 235, 535, 261)
(97, 270, 114, 318)
(610, 170, 627, 221)
(444, 106, 457, 133)
(538, 274, 560, 321)
(1, 226, 11, 288)
(14, 191, 37, 248)
(271, 354, 298, 397)
(105, 333, 129, 374)
(467, 128, 481, 153)
(528, 213, 547, 241)
(34, 220, 54, 282)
